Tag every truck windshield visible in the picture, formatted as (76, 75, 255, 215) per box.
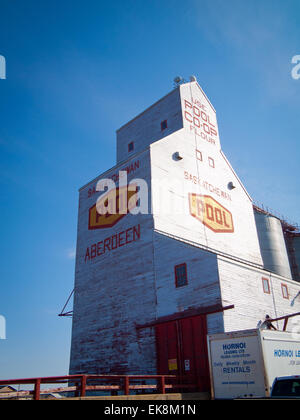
(272, 379, 300, 397)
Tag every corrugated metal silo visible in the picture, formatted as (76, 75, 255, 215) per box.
(254, 210, 292, 279)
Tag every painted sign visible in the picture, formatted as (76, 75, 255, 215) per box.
(209, 335, 265, 398)
(183, 98, 218, 145)
(184, 359, 190, 371)
(168, 358, 178, 371)
(85, 224, 141, 262)
(189, 193, 234, 233)
(184, 171, 232, 202)
(87, 160, 140, 198)
(88, 185, 138, 230)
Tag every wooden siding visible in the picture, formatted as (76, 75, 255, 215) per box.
(70, 149, 157, 375)
(70, 81, 299, 378)
(150, 131, 263, 266)
(218, 256, 300, 332)
(153, 232, 221, 319)
(116, 87, 183, 164)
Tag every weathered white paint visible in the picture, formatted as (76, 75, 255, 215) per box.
(153, 233, 221, 319)
(116, 88, 183, 164)
(218, 256, 300, 332)
(150, 81, 263, 266)
(70, 149, 157, 375)
(69, 81, 300, 378)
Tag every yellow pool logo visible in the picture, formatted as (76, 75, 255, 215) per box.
(89, 185, 138, 229)
(189, 193, 234, 233)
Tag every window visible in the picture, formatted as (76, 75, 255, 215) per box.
(161, 120, 168, 131)
(175, 263, 188, 288)
(281, 284, 289, 299)
(128, 142, 134, 152)
(196, 150, 203, 161)
(208, 157, 215, 168)
(262, 277, 270, 294)
(272, 378, 300, 397)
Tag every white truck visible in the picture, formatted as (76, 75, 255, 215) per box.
(207, 328, 300, 399)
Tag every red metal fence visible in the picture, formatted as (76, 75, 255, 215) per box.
(0, 374, 195, 400)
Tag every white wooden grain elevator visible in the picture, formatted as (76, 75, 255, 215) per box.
(69, 78, 300, 392)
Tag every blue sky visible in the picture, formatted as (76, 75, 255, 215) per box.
(0, 0, 299, 379)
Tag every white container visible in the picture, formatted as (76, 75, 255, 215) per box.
(207, 328, 300, 399)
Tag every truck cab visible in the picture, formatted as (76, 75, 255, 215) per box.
(271, 376, 300, 398)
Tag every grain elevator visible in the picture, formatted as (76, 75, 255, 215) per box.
(69, 78, 300, 391)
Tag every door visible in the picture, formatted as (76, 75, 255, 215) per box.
(155, 315, 210, 392)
